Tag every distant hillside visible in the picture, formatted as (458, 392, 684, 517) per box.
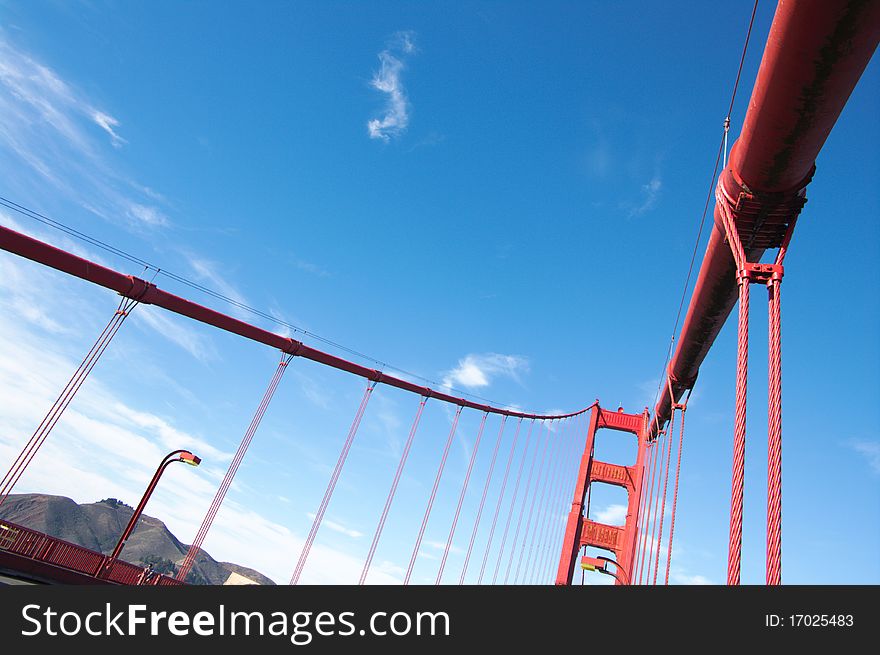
(0, 493, 275, 585)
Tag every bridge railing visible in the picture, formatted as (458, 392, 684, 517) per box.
(0, 519, 182, 585)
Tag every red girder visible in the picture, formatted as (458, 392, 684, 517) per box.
(0, 225, 591, 422)
(580, 519, 624, 554)
(652, 0, 880, 433)
(589, 460, 637, 491)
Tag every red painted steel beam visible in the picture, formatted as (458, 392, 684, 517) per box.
(652, 0, 880, 434)
(0, 225, 591, 421)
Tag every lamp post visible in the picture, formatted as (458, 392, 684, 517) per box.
(581, 555, 630, 585)
(596, 555, 630, 585)
(109, 449, 201, 561)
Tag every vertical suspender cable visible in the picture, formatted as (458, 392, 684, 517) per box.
(289, 379, 376, 585)
(459, 415, 507, 584)
(664, 400, 688, 585)
(767, 218, 795, 585)
(494, 420, 536, 584)
(526, 418, 570, 584)
(179, 352, 294, 582)
(647, 423, 672, 584)
(521, 423, 561, 584)
(504, 420, 545, 584)
(477, 418, 523, 584)
(513, 420, 552, 584)
(359, 395, 428, 585)
(436, 412, 488, 584)
(534, 417, 574, 583)
(766, 279, 783, 586)
(652, 393, 677, 585)
(637, 434, 661, 584)
(0, 296, 137, 508)
(403, 406, 464, 585)
(553, 412, 585, 581)
(537, 417, 577, 584)
(554, 412, 587, 583)
(632, 430, 654, 584)
(719, 192, 749, 586)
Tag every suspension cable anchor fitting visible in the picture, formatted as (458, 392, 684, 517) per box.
(737, 263, 784, 285)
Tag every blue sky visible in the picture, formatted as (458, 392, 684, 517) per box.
(0, 1, 877, 585)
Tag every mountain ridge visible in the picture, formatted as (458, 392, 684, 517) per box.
(0, 493, 275, 585)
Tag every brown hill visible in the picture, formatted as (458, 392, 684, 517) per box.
(0, 493, 274, 585)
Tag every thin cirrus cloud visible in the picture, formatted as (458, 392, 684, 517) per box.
(594, 503, 628, 525)
(306, 513, 363, 539)
(366, 31, 417, 142)
(627, 175, 662, 217)
(0, 32, 169, 230)
(848, 439, 880, 474)
(91, 110, 127, 148)
(441, 353, 530, 391)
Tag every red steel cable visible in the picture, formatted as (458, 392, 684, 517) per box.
(532, 417, 571, 583)
(632, 430, 654, 584)
(513, 420, 553, 584)
(436, 412, 488, 585)
(504, 420, 546, 583)
(458, 415, 507, 584)
(664, 405, 687, 585)
(477, 418, 523, 584)
(0, 296, 136, 508)
(766, 218, 796, 585)
(178, 353, 293, 582)
(290, 379, 376, 585)
(766, 280, 782, 585)
(552, 413, 587, 583)
(521, 422, 563, 584)
(550, 413, 585, 581)
(534, 417, 576, 584)
(652, 403, 676, 585)
(494, 420, 536, 584)
(526, 418, 570, 584)
(718, 192, 749, 586)
(403, 406, 464, 585)
(645, 426, 669, 585)
(644, 431, 666, 585)
(359, 395, 428, 585)
(637, 435, 661, 584)
(728, 272, 749, 586)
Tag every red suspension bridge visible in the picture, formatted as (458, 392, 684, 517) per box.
(0, 0, 878, 586)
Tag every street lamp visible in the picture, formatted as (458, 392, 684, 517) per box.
(109, 449, 201, 561)
(580, 555, 630, 585)
(596, 555, 630, 585)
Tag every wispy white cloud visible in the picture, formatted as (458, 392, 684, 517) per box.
(424, 540, 463, 555)
(293, 370, 333, 410)
(306, 513, 363, 539)
(293, 258, 331, 278)
(671, 572, 712, 585)
(441, 353, 529, 391)
(594, 503, 628, 526)
(628, 175, 662, 217)
(0, 33, 170, 231)
(127, 203, 169, 227)
(367, 31, 417, 142)
(187, 256, 252, 320)
(92, 110, 126, 148)
(135, 306, 219, 363)
(848, 439, 880, 474)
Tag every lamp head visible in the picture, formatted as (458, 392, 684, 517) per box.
(179, 451, 201, 467)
